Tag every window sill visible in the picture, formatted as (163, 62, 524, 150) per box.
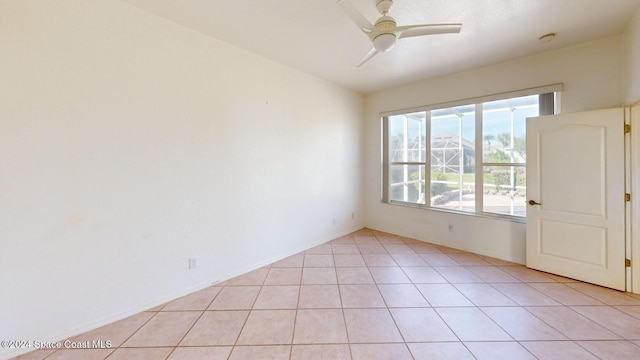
(385, 200, 527, 224)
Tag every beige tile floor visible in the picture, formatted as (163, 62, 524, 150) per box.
(13, 228, 640, 360)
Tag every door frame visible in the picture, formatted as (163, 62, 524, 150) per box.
(631, 103, 640, 294)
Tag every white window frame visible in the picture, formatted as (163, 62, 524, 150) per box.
(381, 84, 563, 220)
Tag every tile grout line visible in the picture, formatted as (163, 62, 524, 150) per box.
(371, 232, 421, 360)
(287, 258, 305, 360)
(332, 235, 356, 360)
(227, 266, 269, 357)
(163, 286, 225, 359)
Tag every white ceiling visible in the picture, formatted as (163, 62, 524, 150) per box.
(120, 0, 640, 93)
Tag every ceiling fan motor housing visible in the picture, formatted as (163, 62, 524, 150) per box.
(375, 15, 397, 31)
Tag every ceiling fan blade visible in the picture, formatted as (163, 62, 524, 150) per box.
(354, 47, 379, 67)
(337, 0, 374, 33)
(397, 23, 462, 39)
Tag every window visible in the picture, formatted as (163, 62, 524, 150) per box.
(481, 96, 537, 216)
(382, 88, 558, 218)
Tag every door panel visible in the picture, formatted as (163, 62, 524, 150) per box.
(540, 125, 605, 216)
(526, 108, 625, 290)
(539, 220, 606, 266)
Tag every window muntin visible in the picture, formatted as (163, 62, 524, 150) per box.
(383, 92, 553, 218)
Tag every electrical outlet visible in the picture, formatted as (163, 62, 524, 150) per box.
(351, 212, 355, 219)
(332, 218, 337, 226)
(188, 257, 198, 269)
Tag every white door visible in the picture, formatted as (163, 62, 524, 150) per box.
(526, 108, 626, 290)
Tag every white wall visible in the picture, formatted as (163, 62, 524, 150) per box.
(0, 0, 363, 357)
(624, 7, 640, 104)
(363, 36, 624, 264)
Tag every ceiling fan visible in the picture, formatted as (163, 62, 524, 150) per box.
(338, 0, 462, 66)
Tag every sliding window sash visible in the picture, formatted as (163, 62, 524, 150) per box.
(474, 103, 483, 213)
(381, 116, 389, 203)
